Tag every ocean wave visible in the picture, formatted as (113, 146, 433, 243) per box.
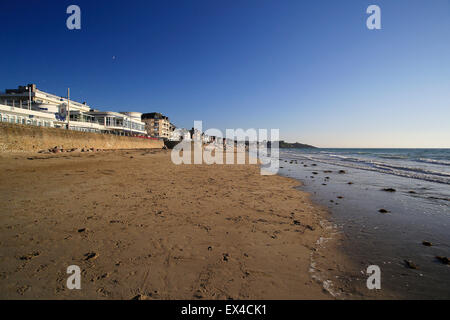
(378, 154, 409, 159)
(416, 158, 450, 166)
(279, 151, 450, 185)
(371, 162, 450, 178)
(322, 155, 450, 178)
(328, 154, 360, 161)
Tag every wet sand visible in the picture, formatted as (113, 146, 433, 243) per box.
(0, 149, 383, 299)
(278, 153, 450, 300)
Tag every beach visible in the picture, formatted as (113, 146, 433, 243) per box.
(0, 148, 372, 299)
(1, 0, 448, 307)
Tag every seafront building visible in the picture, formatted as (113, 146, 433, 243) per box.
(141, 112, 175, 139)
(0, 84, 146, 136)
(189, 127, 203, 141)
(86, 111, 146, 135)
(169, 127, 190, 141)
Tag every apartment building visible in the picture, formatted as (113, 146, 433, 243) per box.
(141, 112, 174, 139)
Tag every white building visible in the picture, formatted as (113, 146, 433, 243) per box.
(189, 128, 202, 141)
(0, 84, 146, 135)
(86, 111, 146, 135)
(169, 127, 190, 141)
(0, 103, 56, 127)
(202, 133, 213, 144)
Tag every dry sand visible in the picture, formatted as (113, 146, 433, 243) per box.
(0, 149, 373, 299)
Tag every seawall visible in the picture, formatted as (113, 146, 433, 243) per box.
(0, 123, 163, 152)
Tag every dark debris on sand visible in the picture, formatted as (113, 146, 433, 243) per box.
(404, 260, 418, 269)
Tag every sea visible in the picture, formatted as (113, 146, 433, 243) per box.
(271, 148, 450, 299)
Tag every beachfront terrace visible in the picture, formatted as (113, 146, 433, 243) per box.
(0, 103, 55, 127)
(86, 111, 146, 135)
(0, 84, 148, 136)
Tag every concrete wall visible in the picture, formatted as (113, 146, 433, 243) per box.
(0, 122, 164, 153)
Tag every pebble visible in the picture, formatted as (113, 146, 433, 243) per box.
(85, 252, 99, 261)
(404, 260, 418, 269)
(436, 256, 449, 265)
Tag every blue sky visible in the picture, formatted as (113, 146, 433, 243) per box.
(1, 0, 449, 147)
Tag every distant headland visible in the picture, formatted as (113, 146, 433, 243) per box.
(277, 141, 317, 149)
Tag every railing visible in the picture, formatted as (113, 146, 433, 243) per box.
(2, 99, 32, 109)
(36, 89, 88, 109)
(70, 117, 103, 126)
(1, 103, 148, 136)
(0, 112, 53, 128)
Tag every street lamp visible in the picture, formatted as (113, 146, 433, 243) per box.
(25, 86, 31, 110)
(67, 88, 70, 130)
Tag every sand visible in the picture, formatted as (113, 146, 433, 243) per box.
(0, 148, 364, 299)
